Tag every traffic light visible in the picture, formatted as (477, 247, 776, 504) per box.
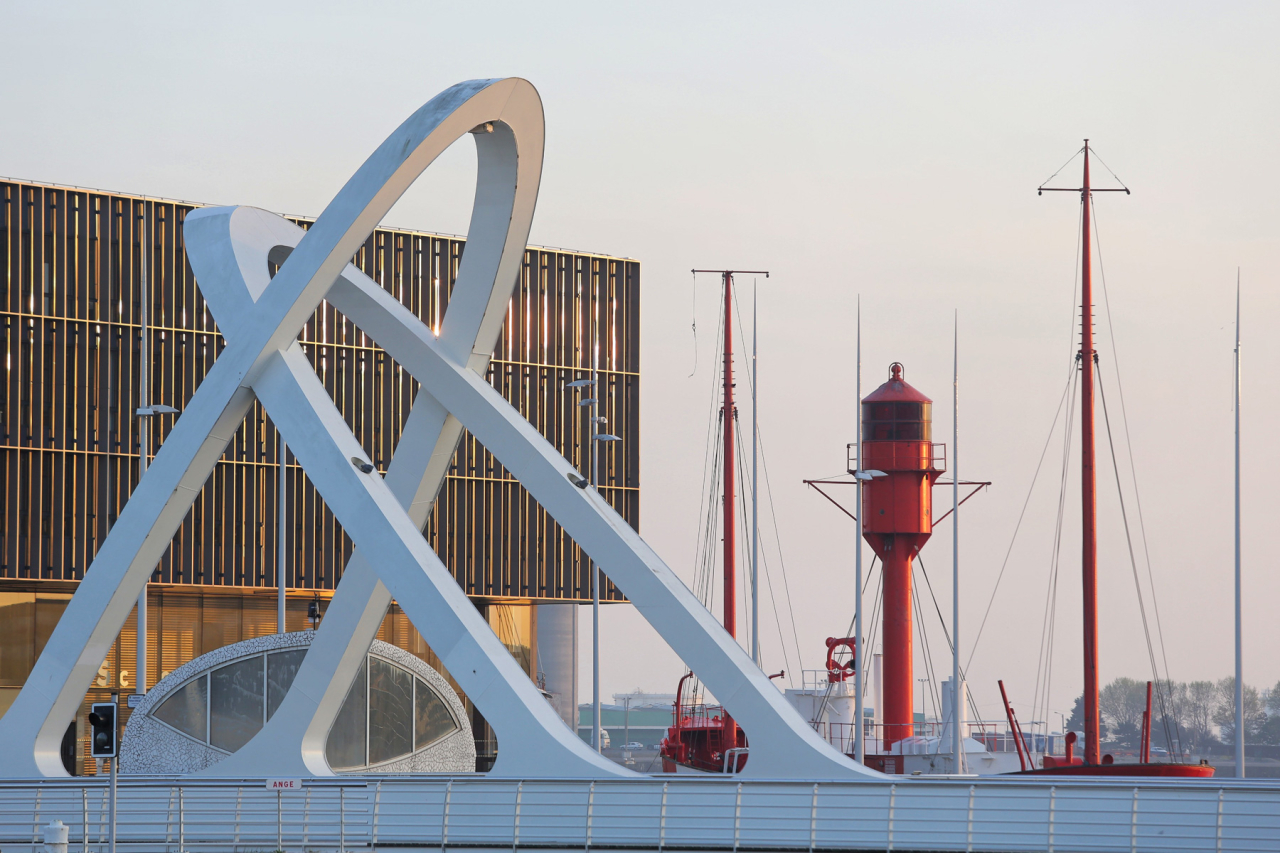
(88, 701, 117, 758)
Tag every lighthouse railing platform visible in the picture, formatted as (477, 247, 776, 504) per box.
(847, 442, 947, 475)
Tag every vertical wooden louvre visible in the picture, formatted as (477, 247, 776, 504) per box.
(0, 180, 640, 602)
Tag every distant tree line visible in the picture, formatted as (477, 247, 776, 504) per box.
(1063, 677, 1280, 753)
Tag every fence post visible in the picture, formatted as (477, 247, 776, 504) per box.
(966, 785, 974, 853)
(733, 782, 742, 852)
(1215, 788, 1224, 853)
(339, 786, 346, 853)
(178, 787, 185, 853)
(1129, 788, 1138, 853)
(82, 787, 89, 853)
(808, 783, 819, 853)
(512, 781, 523, 851)
(234, 786, 243, 847)
(373, 780, 382, 851)
(33, 784, 43, 848)
(584, 781, 595, 852)
(659, 781, 668, 852)
(887, 784, 896, 852)
(442, 779, 453, 853)
(277, 789, 283, 852)
(1047, 786, 1055, 853)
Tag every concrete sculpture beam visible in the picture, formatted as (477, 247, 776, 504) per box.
(0, 78, 570, 776)
(0, 76, 877, 780)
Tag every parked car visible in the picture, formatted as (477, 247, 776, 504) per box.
(623, 742, 645, 750)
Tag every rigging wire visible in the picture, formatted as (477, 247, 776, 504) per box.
(914, 554, 985, 737)
(966, 363, 1077, 671)
(1087, 147, 1131, 192)
(812, 555, 881, 732)
(1097, 361, 1182, 754)
(1091, 196, 1182, 755)
(967, 194, 1084, 673)
(1031, 360, 1078, 740)
(734, 415, 795, 681)
(737, 286, 803, 676)
(682, 293, 729, 698)
(912, 564, 942, 726)
(1039, 145, 1086, 189)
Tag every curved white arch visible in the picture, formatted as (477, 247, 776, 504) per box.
(0, 77, 878, 780)
(0, 78, 616, 777)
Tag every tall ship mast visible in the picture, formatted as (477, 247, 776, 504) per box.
(661, 269, 766, 774)
(1030, 141, 1210, 777)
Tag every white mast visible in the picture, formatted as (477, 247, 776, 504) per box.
(1234, 272, 1244, 778)
(136, 201, 149, 696)
(952, 311, 962, 771)
(751, 280, 760, 667)
(592, 289, 602, 753)
(278, 438, 288, 633)
(853, 296, 864, 764)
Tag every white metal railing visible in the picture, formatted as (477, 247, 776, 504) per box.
(2, 774, 1279, 852)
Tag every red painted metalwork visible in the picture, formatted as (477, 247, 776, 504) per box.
(1027, 761, 1216, 778)
(662, 269, 765, 775)
(997, 680, 1030, 772)
(824, 637, 857, 683)
(1079, 142, 1102, 767)
(860, 363, 944, 749)
(720, 271, 739, 754)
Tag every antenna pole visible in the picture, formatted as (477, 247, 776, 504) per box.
(751, 281, 760, 667)
(1235, 272, 1244, 778)
(854, 296, 864, 765)
(1079, 141, 1102, 766)
(952, 311, 962, 772)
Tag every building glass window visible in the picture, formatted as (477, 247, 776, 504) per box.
(368, 657, 413, 765)
(146, 647, 457, 768)
(209, 656, 265, 752)
(416, 677, 456, 747)
(154, 674, 208, 741)
(862, 401, 931, 441)
(266, 649, 306, 719)
(325, 659, 367, 770)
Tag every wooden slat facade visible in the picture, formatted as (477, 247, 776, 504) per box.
(0, 179, 639, 603)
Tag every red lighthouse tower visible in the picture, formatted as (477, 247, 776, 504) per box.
(860, 363, 944, 750)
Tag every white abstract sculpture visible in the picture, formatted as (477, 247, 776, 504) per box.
(0, 78, 875, 780)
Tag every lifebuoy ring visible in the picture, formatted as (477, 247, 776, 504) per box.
(824, 637, 857, 683)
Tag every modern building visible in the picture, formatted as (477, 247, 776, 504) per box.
(0, 178, 640, 772)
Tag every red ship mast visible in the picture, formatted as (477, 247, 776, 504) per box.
(720, 270, 739, 750)
(1079, 143, 1102, 766)
(661, 268, 766, 773)
(1040, 141, 1128, 767)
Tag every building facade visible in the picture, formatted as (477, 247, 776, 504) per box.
(0, 179, 640, 772)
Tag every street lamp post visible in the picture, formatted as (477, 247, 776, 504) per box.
(568, 357, 621, 754)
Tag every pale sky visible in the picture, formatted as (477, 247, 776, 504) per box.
(4, 2, 1279, 730)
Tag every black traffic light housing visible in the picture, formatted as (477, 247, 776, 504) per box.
(88, 701, 117, 758)
(308, 595, 322, 627)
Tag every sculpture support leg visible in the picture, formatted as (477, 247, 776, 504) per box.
(327, 275, 878, 779)
(251, 347, 627, 778)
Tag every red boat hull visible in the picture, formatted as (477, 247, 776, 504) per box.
(1014, 762, 1215, 778)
